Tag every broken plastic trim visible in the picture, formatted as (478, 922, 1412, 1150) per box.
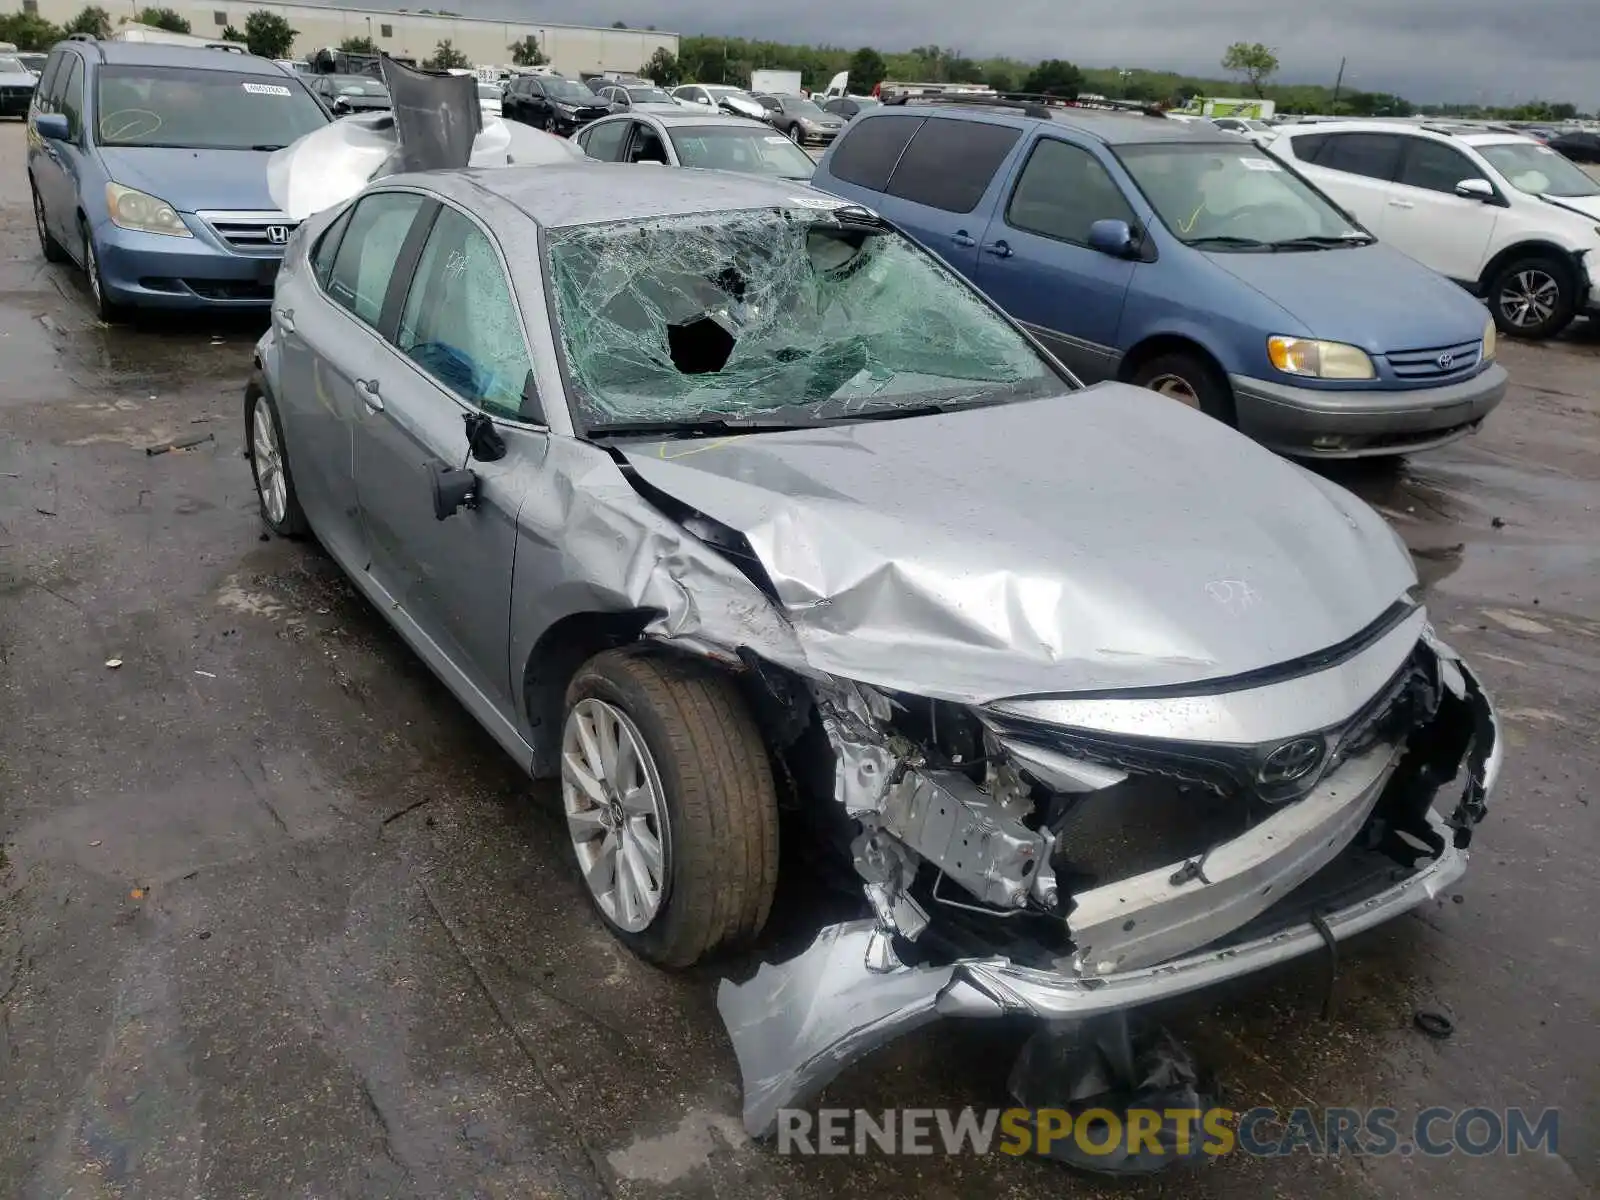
(719, 655, 1498, 1137)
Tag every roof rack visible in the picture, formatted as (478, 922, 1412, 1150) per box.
(884, 91, 1168, 121)
(66, 32, 97, 41)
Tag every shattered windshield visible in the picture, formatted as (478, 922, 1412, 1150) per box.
(546, 207, 1062, 433)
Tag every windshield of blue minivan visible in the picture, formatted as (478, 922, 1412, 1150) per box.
(1476, 141, 1599, 198)
(1118, 143, 1369, 250)
(94, 65, 327, 150)
(547, 209, 1060, 432)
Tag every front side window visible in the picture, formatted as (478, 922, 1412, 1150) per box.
(34, 50, 65, 108)
(59, 57, 83, 139)
(1117, 143, 1369, 249)
(670, 125, 816, 180)
(94, 65, 326, 150)
(1006, 138, 1136, 244)
(324, 192, 425, 327)
(396, 207, 532, 419)
(545, 208, 1060, 432)
(1477, 140, 1599, 198)
(1397, 138, 1482, 194)
(885, 118, 1022, 214)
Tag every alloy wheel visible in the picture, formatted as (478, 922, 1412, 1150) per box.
(32, 190, 48, 248)
(251, 401, 288, 525)
(84, 235, 102, 308)
(562, 698, 670, 933)
(1499, 269, 1559, 330)
(1145, 372, 1202, 410)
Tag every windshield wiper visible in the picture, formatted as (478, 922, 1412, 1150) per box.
(585, 415, 824, 440)
(1266, 234, 1374, 250)
(1185, 235, 1271, 250)
(251, 143, 287, 151)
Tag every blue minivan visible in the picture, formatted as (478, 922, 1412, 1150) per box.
(811, 102, 1509, 457)
(27, 36, 328, 320)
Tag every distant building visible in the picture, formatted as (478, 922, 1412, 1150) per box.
(5, 0, 678, 75)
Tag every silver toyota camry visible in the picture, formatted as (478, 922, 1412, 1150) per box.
(247, 162, 1501, 1139)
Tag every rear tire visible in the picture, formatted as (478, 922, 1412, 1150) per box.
(561, 646, 780, 969)
(32, 182, 67, 263)
(1488, 255, 1575, 340)
(246, 379, 309, 538)
(1129, 351, 1237, 426)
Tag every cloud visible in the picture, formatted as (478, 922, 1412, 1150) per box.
(434, 0, 1598, 108)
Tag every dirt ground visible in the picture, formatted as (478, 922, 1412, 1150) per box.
(1, 122, 1596, 1199)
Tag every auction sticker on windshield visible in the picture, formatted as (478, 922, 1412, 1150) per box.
(242, 82, 291, 96)
(786, 194, 849, 208)
(765, 135, 791, 144)
(1239, 157, 1282, 171)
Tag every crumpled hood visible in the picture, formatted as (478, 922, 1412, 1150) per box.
(621, 383, 1417, 703)
(1204, 242, 1488, 352)
(97, 147, 276, 212)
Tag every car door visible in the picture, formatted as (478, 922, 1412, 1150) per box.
(877, 116, 1024, 277)
(1382, 135, 1500, 283)
(34, 54, 83, 251)
(354, 200, 540, 713)
(276, 190, 429, 567)
(1288, 131, 1404, 236)
(972, 135, 1139, 380)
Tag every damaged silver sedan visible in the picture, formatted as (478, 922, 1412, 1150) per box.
(247, 162, 1500, 1142)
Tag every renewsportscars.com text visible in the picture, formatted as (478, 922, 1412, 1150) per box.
(776, 1106, 1561, 1159)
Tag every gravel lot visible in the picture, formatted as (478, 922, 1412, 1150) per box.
(1, 121, 1596, 1198)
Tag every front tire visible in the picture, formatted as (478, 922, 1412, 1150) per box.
(1489, 255, 1575, 340)
(1130, 351, 1237, 425)
(788, 124, 803, 144)
(80, 220, 125, 323)
(246, 380, 309, 537)
(561, 647, 779, 969)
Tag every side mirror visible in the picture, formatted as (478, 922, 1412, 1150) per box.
(429, 460, 478, 520)
(1087, 218, 1137, 258)
(33, 112, 69, 141)
(1454, 178, 1495, 202)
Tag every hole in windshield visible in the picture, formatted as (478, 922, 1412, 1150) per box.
(545, 208, 1063, 433)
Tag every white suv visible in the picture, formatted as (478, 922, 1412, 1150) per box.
(1272, 120, 1600, 339)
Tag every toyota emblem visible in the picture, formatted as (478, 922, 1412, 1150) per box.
(266, 225, 289, 245)
(1257, 737, 1324, 788)
(1436, 351, 1455, 370)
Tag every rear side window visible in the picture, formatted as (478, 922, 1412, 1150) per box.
(828, 115, 923, 191)
(1396, 137, 1482, 193)
(1006, 138, 1136, 244)
(1311, 133, 1403, 181)
(581, 120, 628, 160)
(325, 192, 426, 327)
(311, 205, 356, 288)
(886, 118, 1022, 214)
(1287, 132, 1327, 160)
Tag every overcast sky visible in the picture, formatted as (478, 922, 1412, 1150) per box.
(438, 0, 1597, 109)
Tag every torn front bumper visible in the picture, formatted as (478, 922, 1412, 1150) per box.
(719, 658, 1502, 1138)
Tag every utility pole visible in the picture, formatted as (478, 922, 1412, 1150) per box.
(1331, 56, 1345, 114)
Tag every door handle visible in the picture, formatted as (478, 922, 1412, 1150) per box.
(983, 240, 1014, 259)
(1388, 199, 1415, 209)
(950, 231, 976, 248)
(274, 306, 294, 332)
(356, 378, 383, 412)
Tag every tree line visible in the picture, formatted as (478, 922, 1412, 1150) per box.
(0, 11, 1586, 122)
